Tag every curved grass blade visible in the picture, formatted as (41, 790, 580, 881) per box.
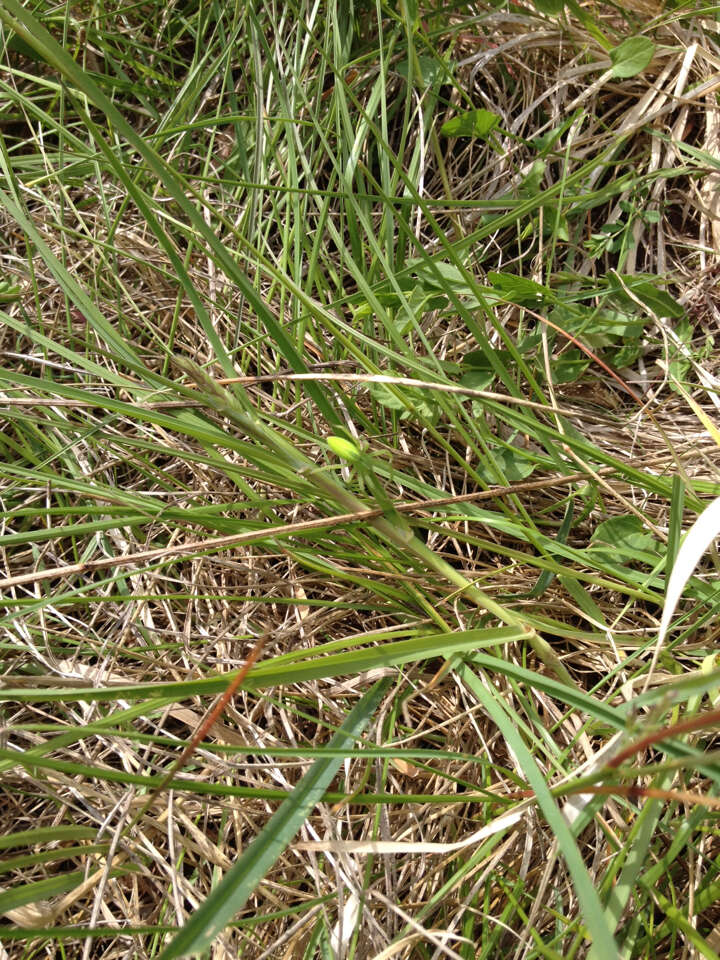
(0, 826, 98, 851)
(457, 661, 619, 959)
(158, 677, 390, 958)
(0, 868, 133, 917)
(0, 626, 524, 704)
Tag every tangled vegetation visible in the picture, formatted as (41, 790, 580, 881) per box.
(1, 1, 720, 957)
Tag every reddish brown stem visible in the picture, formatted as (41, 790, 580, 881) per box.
(606, 705, 720, 770)
(131, 633, 267, 823)
(503, 783, 720, 811)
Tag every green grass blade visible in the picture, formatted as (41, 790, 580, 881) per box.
(0, 826, 98, 851)
(0, 626, 525, 703)
(158, 677, 390, 958)
(0, 868, 132, 915)
(457, 661, 619, 959)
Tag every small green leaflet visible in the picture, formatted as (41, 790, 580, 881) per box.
(0, 279, 21, 303)
(441, 108, 500, 139)
(396, 55, 448, 87)
(609, 37, 655, 79)
(487, 271, 548, 307)
(608, 274, 684, 318)
(591, 515, 657, 557)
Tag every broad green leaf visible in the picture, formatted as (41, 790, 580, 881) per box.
(488, 271, 549, 307)
(584, 309, 644, 340)
(0, 279, 21, 303)
(482, 447, 536, 482)
(667, 315, 694, 386)
(460, 368, 495, 391)
(368, 381, 408, 412)
(532, 124, 569, 153)
(591, 515, 656, 555)
(612, 339, 642, 368)
(158, 679, 389, 958)
(609, 274, 684, 318)
(519, 159, 547, 195)
(354, 287, 447, 319)
(396, 55, 448, 87)
(461, 333, 542, 385)
(440, 108, 500, 139)
(532, 0, 566, 14)
(609, 37, 655, 79)
(552, 348, 590, 383)
(412, 260, 475, 294)
(327, 436, 362, 462)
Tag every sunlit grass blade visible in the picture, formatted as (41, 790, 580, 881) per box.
(0, 627, 527, 703)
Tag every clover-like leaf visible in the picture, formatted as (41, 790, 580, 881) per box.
(441, 108, 500, 139)
(609, 36, 655, 79)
